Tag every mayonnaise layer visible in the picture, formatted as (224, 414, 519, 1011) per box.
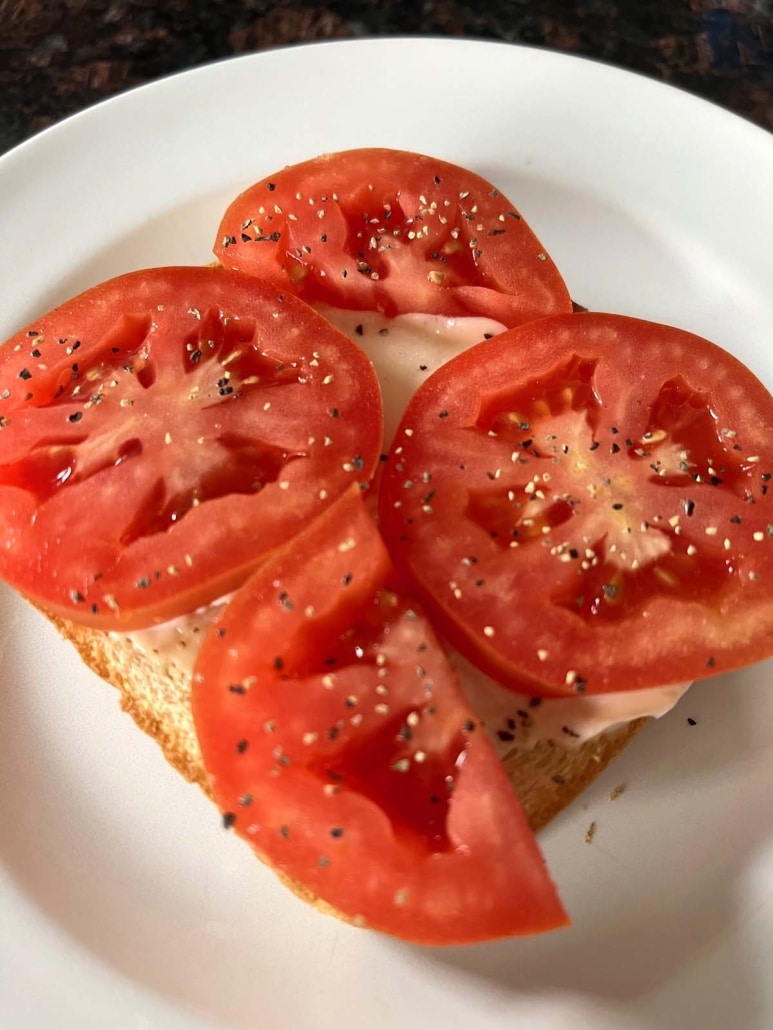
(120, 608, 689, 754)
(315, 305, 507, 446)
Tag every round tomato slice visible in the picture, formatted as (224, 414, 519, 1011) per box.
(0, 267, 382, 629)
(192, 487, 567, 945)
(214, 148, 572, 326)
(378, 313, 773, 696)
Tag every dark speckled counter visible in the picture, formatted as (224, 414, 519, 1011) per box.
(1, 1, 771, 155)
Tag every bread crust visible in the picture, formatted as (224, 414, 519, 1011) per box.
(49, 611, 646, 832)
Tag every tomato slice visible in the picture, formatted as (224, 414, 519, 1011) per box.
(214, 148, 572, 326)
(0, 267, 383, 629)
(192, 487, 567, 944)
(378, 313, 773, 696)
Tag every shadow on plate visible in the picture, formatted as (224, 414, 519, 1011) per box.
(419, 662, 772, 1030)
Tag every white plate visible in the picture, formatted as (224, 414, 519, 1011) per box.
(1, 37, 772, 1030)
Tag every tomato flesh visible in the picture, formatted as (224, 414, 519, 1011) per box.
(192, 488, 567, 944)
(379, 313, 773, 695)
(215, 148, 572, 326)
(0, 267, 383, 629)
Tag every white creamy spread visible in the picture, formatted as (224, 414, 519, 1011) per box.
(314, 305, 507, 446)
(121, 607, 689, 752)
(118, 307, 691, 749)
(448, 651, 690, 757)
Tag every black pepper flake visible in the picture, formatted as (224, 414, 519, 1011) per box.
(438, 410, 449, 419)
(321, 233, 328, 242)
(433, 175, 441, 184)
(68, 411, 83, 423)
(612, 502, 624, 510)
(488, 228, 505, 236)
(236, 739, 249, 754)
(589, 440, 600, 451)
(326, 725, 340, 741)
(562, 725, 581, 738)
(463, 719, 476, 733)
(267, 182, 276, 191)
(528, 697, 542, 708)
(419, 364, 428, 371)
(483, 333, 493, 340)
(355, 324, 364, 336)
(18, 368, 32, 380)
(136, 577, 151, 589)
(279, 824, 289, 837)
(342, 572, 353, 586)
(70, 589, 85, 603)
(273, 656, 284, 671)
(497, 729, 515, 742)
(330, 827, 344, 838)
(279, 591, 294, 610)
(222, 812, 236, 830)
(379, 453, 389, 462)
(685, 499, 696, 516)
(31, 348, 41, 358)
(330, 407, 340, 419)
(611, 442, 621, 454)
(228, 683, 247, 695)
(239, 794, 254, 807)
(706, 656, 716, 668)
(687, 717, 697, 726)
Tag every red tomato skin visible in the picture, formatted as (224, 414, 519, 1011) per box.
(192, 487, 567, 945)
(0, 267, 383, 629)
(378, 313, 773, 696)
(214, 148, 573, 326)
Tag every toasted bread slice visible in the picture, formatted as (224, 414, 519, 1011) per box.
(48, 611, 646, 833)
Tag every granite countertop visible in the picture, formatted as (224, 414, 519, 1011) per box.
(1, 0, 771, 155)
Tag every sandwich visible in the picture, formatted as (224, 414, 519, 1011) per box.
(2, 149, 771, 944)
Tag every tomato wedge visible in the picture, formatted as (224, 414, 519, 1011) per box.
(0, 267, 382, 629)
(192, 487, 567, 944)
(214, 148, 572, 326)
(379, 313, 773, 696)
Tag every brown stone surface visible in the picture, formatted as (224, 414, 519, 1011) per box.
(1, 1, 771, 154)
